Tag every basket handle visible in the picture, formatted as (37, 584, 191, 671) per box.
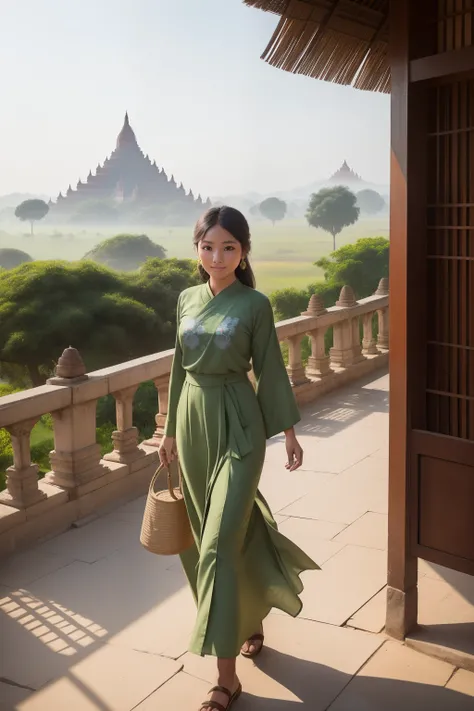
(150, 459, 184, 501)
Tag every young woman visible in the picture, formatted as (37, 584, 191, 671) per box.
(159, 206, 319, 711)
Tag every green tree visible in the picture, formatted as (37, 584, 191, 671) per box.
(128, 257, 199, 324)
(356, 189, 385, 215)
(315, 237, 389, 299)
(259, 197, 287, 226)
(14, 199, 49, 235)
(0, 259, 197, 386)
(0, 248, 33, 270)
(83, 234, 167, 272)
(306, 186, 359, 250)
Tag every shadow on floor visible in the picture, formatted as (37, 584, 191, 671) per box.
(241, 646, 471, 710)
(299, 371, 389, 439)
(0, 537, 189, 691)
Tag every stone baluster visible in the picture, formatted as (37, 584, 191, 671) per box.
(375, 278, 389, 350)
(377, 309, 389, 350)
(302, 294, 332, 378)
(0, 418, 46, 508)
(46, 347, 106, 489)
(362, 313, 379, 355)
(286, 335, 309, 386)
(143, 375, 170, 446)
(104, 386, 145, 466)
(330, 286, 364, 367)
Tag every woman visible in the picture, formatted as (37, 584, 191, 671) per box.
(159, 206, 319, 710)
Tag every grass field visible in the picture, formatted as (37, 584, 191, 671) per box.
(0, 217, 389, 295)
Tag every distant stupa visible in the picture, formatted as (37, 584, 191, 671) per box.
(328, 160, 363, 185)
(51, 113, 211, 213)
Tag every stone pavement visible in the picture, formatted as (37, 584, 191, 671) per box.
(1, 371, 474, 710)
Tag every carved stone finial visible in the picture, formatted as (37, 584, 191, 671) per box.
(336, 285, 357, 308)
(375, 277, 389, 296)
(302, 293, 327, 317)
(55, 347, 86, 379)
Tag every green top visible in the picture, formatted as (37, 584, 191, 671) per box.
(164, 279, 300, 439)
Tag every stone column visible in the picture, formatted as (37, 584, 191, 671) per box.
(351, 316, 365, 363)
(143, 376, 170, 447)
(286, 335, 309, 386)
(104, 386, 145, 466)
(0, 418, 47, 508)
(302, 294, 331, 378)
(330, 286, 363, 367)
(377, 308, 390, 350)
(375, 277, 389, 351)
(362, 312, 379, 355)
(45, 347, 106, 489)
(306, 329, 332, 377)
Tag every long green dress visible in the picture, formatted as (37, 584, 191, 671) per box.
(164, 279, 319, 658)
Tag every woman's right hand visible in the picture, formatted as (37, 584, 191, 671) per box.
(158, 435, 177, 468)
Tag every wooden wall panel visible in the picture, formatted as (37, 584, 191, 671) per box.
(426, 79, 474, 440)
(419, 455, 474, 565)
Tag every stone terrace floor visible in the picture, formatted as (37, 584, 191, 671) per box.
(1, 371, 474, 710)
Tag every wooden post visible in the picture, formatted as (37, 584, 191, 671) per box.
(386, 0, 430, 639)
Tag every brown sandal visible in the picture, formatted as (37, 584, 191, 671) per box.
(200, 683, 242, 711)
(240, 633, 264, 659)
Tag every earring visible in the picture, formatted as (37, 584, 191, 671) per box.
(240, 258, 247, 271)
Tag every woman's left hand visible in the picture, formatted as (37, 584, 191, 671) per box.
(285, 431, 303, 472)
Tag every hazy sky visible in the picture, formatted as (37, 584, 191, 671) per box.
(0, 0, 390, 199)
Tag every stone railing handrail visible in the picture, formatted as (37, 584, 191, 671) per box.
(275, 292, 389, 341)
(0, 278, 389, 557)
(0, 350, 174, 429)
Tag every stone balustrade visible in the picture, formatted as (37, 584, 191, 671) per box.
(0, 279, 389, 557)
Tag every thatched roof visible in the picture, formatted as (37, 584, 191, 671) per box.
(244, 0, 390, 93)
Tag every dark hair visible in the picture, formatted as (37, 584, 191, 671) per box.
(193, 205, 256, 289)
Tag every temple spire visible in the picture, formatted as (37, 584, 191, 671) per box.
(52, 112, 205, 214)
(116, 112, 138, 149)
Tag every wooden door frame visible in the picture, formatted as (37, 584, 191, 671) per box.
(387, 0, 474, 639)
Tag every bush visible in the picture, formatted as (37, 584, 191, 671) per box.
(96, 423, 116, 456)
(270, 237, 389, 365)
(0, 258, 197, 386)
(83, 234, 166, 272)
(0, 248, 33, 270)
(270, 288, 309, 322)
(315, 236, 389, 299)
(31, 437, 54, 476)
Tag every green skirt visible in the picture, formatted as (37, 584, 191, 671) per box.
(176, 372, 319, 658)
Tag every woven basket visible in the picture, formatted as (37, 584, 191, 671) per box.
(140, 462, 194, 556)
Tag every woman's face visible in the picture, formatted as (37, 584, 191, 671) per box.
(198, 224, 244, 282)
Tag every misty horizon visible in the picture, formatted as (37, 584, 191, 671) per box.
(1, 0, 390, 200)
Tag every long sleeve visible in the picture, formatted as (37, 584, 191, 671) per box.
(164, 294, 186, 438)
(251, 296, 301, 439)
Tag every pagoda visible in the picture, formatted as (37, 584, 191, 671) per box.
(328, 160, 363, 185)
(52, 113, 211, 215)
